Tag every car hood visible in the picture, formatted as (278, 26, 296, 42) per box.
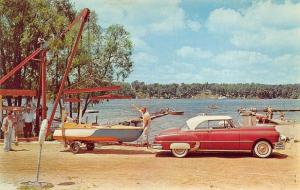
(158, 128, 180, 136)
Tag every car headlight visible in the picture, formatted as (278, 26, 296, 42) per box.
(279, 135, 287, 142)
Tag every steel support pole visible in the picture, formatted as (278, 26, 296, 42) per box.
(47, 9, 90, 131)
(35, 144, 43, 183)
(41, 50, 47, 119)
(0, 48, 42, 85)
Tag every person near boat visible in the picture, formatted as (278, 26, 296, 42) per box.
(132, 105, 151, 146)
(1, 111, 16, 152)
(63, 111, 74, 123)
(22, 105, 35, 138)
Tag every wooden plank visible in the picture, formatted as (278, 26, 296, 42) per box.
(64, 98, 81, 103)
(90, 94, 131, 100)
(2, 106, 24, 111)
(0, 89, 37, 96)
(63, 86, 121, 95)
(240, 108, 300, 113)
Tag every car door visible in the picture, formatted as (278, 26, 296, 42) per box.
(192, 121, 210, 150)
(206, 120, 240, 150)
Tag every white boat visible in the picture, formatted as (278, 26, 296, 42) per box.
(218, 96, 227, 100)
(53, 122, 144, 153)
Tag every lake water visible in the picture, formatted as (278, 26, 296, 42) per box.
(56, 99, 300, 141)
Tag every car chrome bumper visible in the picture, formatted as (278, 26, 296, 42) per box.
(274, 142, 285, 150)
(151, 144, 163, 150)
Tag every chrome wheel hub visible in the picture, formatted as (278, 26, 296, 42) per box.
(174, 149, 186, 155)
(258, 143, 268, 155)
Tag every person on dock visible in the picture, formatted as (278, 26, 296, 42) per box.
(266, 106, 273, 120)
(22, 105, 35, 138)
(1, 111, 15, 152)
(280, 112, 285, 121)
(132, 105, 151, 146)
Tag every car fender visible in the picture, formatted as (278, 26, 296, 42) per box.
(170, 143, 190, 150)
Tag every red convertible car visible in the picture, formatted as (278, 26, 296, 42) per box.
(152, 115, 286, 158)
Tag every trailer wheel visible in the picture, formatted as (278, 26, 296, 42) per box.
(70, 141, 81, 154)
(86, 143, 95, 151)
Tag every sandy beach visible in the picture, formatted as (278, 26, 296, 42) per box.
(0, 140, 299, 190)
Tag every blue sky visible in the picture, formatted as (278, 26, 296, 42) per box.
(74, 0, 300, 84)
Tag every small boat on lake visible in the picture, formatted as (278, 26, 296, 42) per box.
(168, 111, 184, 115)
(208, 105, 219, 109)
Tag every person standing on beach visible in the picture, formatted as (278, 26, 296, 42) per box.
(1, 111, 15, 152)
(22, 105, 35, 138)
(133, 105, 151, 146)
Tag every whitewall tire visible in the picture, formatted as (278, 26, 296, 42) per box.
(253, 141, 272, 158)
(171, 149, 189, 158)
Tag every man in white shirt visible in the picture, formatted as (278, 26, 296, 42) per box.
(22, 106, 35, 138)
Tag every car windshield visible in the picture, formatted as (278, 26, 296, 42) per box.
(181, 124, 190, 131)
(230, 119, 241, 128)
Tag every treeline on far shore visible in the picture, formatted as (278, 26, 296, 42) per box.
(115, 81, 300, 99)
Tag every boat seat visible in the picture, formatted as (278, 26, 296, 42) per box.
(63, 122, 92, 128)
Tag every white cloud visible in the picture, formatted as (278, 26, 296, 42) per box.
(74, 0, 186, 37)
(176, 46, 213, 59)
(210, 51, 300, 83)
(213, 50, 271, 68)
(273, 54, 300, 66)
(230, 28, 300, 52)
(245, 1, 300, 29)
(132, 37, 151, 51)
(74, 0, 204, 38)
(207, 1, 300, 53)
(186, 20, 201, 32)
(133, 52, 158, 65)
(207, 8, 247, 33)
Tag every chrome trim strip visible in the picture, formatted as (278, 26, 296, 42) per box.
(155, 140, 253, 143)
(197, 149, 251, 152)
(151, 144, 163, 150)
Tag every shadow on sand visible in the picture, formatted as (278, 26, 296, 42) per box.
(60, 148, 153, 155)
(155, 151, 288, 159)
(10, 149, 29, 152)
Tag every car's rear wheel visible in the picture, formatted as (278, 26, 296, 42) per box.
(253, 140, 272, 158)
(171, 149, 189, 158)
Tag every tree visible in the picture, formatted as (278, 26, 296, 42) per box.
(0, 0, 71, 106)
(64, 23, 133, 117)
(0, 0, 134, 120)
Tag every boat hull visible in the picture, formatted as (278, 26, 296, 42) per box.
(169, 111, 184, 115)
(53, 125, 144, 143)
